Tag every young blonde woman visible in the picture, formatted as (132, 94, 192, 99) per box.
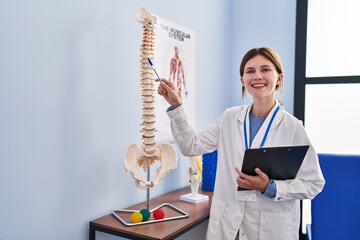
(157, 47, 325, 240)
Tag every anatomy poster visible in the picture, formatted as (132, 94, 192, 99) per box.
(153, 16, 196, 143)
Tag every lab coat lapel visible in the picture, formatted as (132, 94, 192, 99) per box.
(236, 103, 251, 150)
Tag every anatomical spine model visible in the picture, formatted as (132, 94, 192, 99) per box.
(124, 8, 177, 190)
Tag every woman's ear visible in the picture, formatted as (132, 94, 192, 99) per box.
(241, 77, 246, 98)
(277, 74, 284, 85)
(276, 74, 284, 90)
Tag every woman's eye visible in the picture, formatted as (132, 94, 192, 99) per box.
(261, 68, 271, 72)
(245, 70, 255, 74)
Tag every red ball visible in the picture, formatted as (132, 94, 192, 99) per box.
(153, 208, 165, 220)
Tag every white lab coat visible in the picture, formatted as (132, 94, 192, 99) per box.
(167, 103, 325, 240)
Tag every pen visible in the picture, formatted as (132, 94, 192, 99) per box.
(147, 58, 162, 82)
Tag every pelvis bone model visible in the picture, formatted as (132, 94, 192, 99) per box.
(124, 8, 178, 190)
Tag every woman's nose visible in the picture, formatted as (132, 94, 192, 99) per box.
(254, 71, 262, 80)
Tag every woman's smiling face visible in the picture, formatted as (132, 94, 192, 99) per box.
(241, 55, 283, 101)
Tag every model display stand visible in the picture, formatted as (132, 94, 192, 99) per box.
(180, 193, 209, 204)
(112, 203, 188, 227)
(113, 157, 188, 226)
(113, 8, 188, 226)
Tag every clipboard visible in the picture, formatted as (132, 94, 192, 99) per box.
(237, 145, 309, 191)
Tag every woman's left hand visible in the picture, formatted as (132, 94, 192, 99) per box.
(235, 167, 270, 192)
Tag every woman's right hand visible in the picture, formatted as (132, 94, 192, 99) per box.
(157, 79, 182, 107)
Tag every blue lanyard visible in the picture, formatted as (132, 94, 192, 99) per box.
(243, 104, 280, 150)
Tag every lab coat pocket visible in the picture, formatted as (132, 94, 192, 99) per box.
(235, 189, 258, 201)
(207, 197, 226, 238)
(259, 211, 298, 240)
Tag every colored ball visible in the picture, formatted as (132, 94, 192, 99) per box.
(130, 211, 143, 223)
(153, 208, 165, 220)
(140, 208, 150, 221)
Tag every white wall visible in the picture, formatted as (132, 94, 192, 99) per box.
(0, 0, 296, 239)
(229, 0, 297, 113)
(0, 0, 230, 240)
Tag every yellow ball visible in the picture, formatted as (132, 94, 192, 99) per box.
(130, 212, 143, 223)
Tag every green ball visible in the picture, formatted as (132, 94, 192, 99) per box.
(140, 208, 151, 221)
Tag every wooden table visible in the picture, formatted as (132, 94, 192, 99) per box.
(89, 187, 213, 240)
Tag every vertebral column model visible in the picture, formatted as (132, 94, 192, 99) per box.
(124, 8, 177, 190)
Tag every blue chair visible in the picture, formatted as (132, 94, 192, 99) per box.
(202, 150, 217, 191)
(308, 153, 360, 240)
